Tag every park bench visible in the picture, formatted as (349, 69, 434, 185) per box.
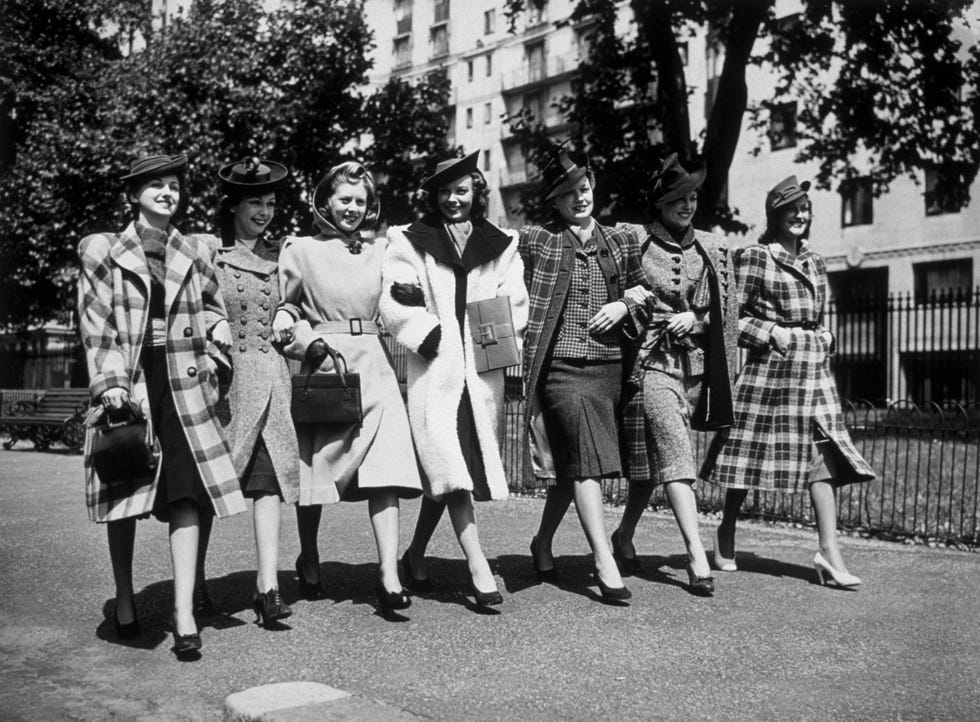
(0, 388, 90, 452)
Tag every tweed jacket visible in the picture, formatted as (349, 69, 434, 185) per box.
(700, 240, 875, 490)
(205, 236, 299, 503)
(77, 223, 247, 522)
(518, 219, 646, 479)
(380, 216, 528, 500)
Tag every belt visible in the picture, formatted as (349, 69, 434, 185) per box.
(780, 320, 819, 331)
(313, 319, 379, 336)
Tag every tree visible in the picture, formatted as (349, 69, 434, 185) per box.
(502, 0, 980, 230)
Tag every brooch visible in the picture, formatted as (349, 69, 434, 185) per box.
(347, 240, 363, 255)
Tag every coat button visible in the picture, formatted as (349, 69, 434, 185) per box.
(239, 344, 247, 352)
(239, 330, 247, 339)
(183, 327, 193, 337)
(238, 284, 245, 292)
(259, 318, 268, 325)
(261, 302, 269, 311)
(260, 331, 269, 340)
(599, 248, 609, 257)
(672, 278, 681, 285)
(610, 274, 619, 283)
(234, 271, 241, 278)
(262, 288, 271, 295)
(241, 301, 248, 310)
(241, 317, 248, 325)
(260, 345, 269, 353)
(260, 274, 270, 281)
(187, 366, 197, 377)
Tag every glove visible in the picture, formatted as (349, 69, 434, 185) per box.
(390, 282, 426, 307)
(417, 325, 441, 360)
(305, 338, 330, 370)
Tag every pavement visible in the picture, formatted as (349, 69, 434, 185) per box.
(0, 448, 978, 721)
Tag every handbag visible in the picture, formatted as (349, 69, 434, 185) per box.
(467, 295, 520, 373)
(87, 400, 159, 487)
(290, 345, 363, 426)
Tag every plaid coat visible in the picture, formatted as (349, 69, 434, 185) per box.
(700, 240, 875, 490)
(518, 220, 645, 480)
(77, 223, 247, 522)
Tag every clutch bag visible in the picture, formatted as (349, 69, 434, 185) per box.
(467, 295, 520, 373)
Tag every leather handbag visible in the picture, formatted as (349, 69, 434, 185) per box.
(290, 345, 363, 426)
(467, 295, 520, 373)
(87, 400, 159, 487)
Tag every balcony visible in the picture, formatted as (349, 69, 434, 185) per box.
(499, 168, 537, 189)
(500, 53, 578, 94)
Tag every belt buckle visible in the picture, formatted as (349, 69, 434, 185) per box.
(349, 318, 363, 336)
(478, 323, 497, 347)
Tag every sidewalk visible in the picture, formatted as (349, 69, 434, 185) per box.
(1, 448, 977, 720)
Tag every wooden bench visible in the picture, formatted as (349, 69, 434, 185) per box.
(0, 388, 90, 451)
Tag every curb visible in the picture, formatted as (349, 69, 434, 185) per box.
(224, 682, 422, 721)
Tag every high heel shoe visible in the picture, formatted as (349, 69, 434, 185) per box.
(610, 529, 641, 575)
(685, 563, 715, 597)
(375, 584, 412, 619)
(400, 551, 434, 593)
(594, 573, 632, 602)
(295, 555, 326, 600)
(253, 588, 292, 626)
(529, 537, 559, 582)
(712, 528, 737, 572)
(813, 552, 860, 588)
(468, 581, 503, 607)
(170, 614, 202, 658)
(193, 584, 216, 617)
(113, 610, 141, 639)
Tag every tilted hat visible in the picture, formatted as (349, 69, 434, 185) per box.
(542, 145, 591, 201)
(217, 157, 289, 193)
(311, 161, 380, 234)
(419, 150, 481, 193)
(765, 175, 811, 214)
(648, 153, 706, 205)
(120, 154, 187, 183)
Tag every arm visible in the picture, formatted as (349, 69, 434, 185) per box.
(275, 237, 320, 359)
(379, 226, 441, 355)
(196, 238, 231, 351)
(497, 230, 529, 354)
(735, 246, 778, 350)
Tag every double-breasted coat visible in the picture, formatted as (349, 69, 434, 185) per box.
(380, 216, 529, 501)
(700, 240, 876, 490)
(205, 236, 299, 504)
(77, 223, 247, 522)
(518, 220, 646, 481)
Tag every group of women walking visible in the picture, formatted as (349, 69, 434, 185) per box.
(77, 144, 874, 660)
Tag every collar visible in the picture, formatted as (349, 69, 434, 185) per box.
(403, 214, 512, 271)
(644, 219, 694, 252)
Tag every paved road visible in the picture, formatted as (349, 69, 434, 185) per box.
(0, 448, 977, 720)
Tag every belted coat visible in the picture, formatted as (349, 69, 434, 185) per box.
(77, 223, 247, 522)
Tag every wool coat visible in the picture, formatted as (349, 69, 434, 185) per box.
(518, 220, 646, 481)
(77, 222, 247, 522)
(204, 236, 299, 504)
(380, 216, 529, 501)
(700, 240, 876, 490)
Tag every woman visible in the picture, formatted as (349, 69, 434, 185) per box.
(273, 161, 423, 619)
(701, 175, 875, 587)
(520, 146, 645, 601)
(609, 154, 739, 596)
(380, 151, 528, 607)
(205, 157, 300, 626)
(78, 153, 245, 658)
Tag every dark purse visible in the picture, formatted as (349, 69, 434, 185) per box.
(290, 345, 363, 426)
(87, 400, 159, 487)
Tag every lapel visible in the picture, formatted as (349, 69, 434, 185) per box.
(404, 215, 511, 271)
(214, 238, 279, 275)
(164, 226, 196, 314)
(768, 241, 816, 295)
(592, 222, 621, 302)
(109, 222, 151, 299)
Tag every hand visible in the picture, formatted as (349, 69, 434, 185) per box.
(305, 338, 330, 370)
(418, 325, 441, 360)
(211, 319, 232, 352)
(588, 301, 628, 334)
(623, 285, 653, 306)
(101, 387, 130, 410)
(390, 282, 426, 307)
(666, 311, 696, 338)
(770, 325, 791, 355)
(272, 310, 295, 344)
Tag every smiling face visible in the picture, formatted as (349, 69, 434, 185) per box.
(132, 174, 180, 228)
(773, 196, 811, 241)
(657, 191, 698, 233)
(552, 178, 594, 227)
(327, 181, 368, 233)
(231, 193, 276, 240)
(436, 176, 474, 223)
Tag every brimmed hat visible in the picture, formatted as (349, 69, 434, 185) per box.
(420, 151, 481, 193)
(121, 154, 187, 183)
(311, 161, 380, 234)
(648, 153, 706, 205)
(218, 157, 289, 193)
(542, 146, 591, 201)
(765, 175, 811, 214)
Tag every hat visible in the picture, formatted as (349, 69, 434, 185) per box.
(420, 151, 481, 193)
(311, 161, 380, 234)
(121, 154, 187, 183)
(765, 175, 811, 214)
(542, 146, 591, 201)
(648, 153, 706, 205)
(217, 157, 289, 193)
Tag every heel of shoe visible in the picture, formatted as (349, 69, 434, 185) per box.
(685, 563, 715, 597)
(375, 584, 411, 619)
(813, 552, 860, 588)
(253, 588, 292, 627)
(170, 613, 202, 658)
(594, 573, 632, 602)
(468, 582, 503, 607)
(712, 528, 737, 573)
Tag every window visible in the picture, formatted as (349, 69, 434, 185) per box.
(394, 36, 411, 67)
(525, 41, 546, 83)
(913, 259, 973, 305)
(484, 9, 496, 35)
(394, 0, 412, 35)
(465, 107, 473, 128)
(482, 149, 491, 171)
(840, 177, 873, 227)
(527, 0, 548, 26)
(445, 108, 456, 146)
(523, 91, 544, 119)
(486, 52, 493, 77)
(430, 25, 448, 58)
(433, 0, 449, 24)
(768, 101, 797, 150)
(574, 28, 591, 61)
(484, 102, 492, 124)
(925, 166, 966, 216)
(677, 41, 689, 66)
(467, 60, 473, 82)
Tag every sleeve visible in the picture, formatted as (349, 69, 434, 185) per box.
(518, 227, 534, 293)
(276, 237, 319, 360)
(379, 226, 441, 354)
(616, 223, 648, 335)
(195, 236, 228, 333)
(77, 235, 131, 400)
(497, 230, 529, 354)
(735, 246, 777, 350)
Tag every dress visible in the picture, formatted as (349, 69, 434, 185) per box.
(279, 227, 422, 505)
(700, 239, 876, 490)
(380, 214, 529, 501)
(205, 236, 300, 504)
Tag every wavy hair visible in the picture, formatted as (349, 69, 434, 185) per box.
(423, 170, 490, 220)
(314, 161, 380, 231)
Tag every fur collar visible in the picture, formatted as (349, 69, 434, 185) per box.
(404, 214, 511, 271)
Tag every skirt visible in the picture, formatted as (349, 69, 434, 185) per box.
(456, 385, 491, 502)
(641, 369, 701, 485)
(241, 436, 283, 500)
(539, 358, 623, 481)
(142, 346, 214, 521)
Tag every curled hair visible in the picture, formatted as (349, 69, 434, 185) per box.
(123, 170, 188, 225)
(424, 170, 490, 220)
(547, 169, 596, 226)
(761, 194, 812, 243)
(216, 188, 280, 247)
(314, 161, 379, 231)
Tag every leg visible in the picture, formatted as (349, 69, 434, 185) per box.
(716, 488, 748, 559)
(295, 503, 322, 584)
(404, 495, 447, 580)
(368, 489, 401, 593)
(810, 480, 849, 572)
(106, 518, 137, 624)
(253, 493, 282, 593)
(168, 500, 200, 636)
(664, 480, 710, 578)
(611, 481, 654, 560)
(572, 478, 624, 588)
(445, 491, 496, 593)
(530, 483, 573, 571)
(195, 511, 213, 590)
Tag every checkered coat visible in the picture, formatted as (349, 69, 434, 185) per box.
(699, 240, 875, 490)
(77, 223, 247, 522)
(518, 220, 646, 480)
